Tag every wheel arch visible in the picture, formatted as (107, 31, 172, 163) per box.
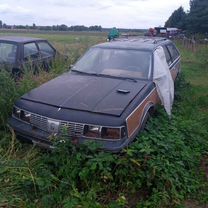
(140, 102, 155, 128)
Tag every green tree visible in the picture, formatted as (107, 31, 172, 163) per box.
(165, 6, 186, 29)
(186, 0, 208, 33)
(2, 23, 7, 28)
(32, 23, 36, 29)
(0, 20, 2, 28)
(58, 24, 68, 31)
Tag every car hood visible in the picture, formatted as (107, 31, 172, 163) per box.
(21, 73, 148, 116)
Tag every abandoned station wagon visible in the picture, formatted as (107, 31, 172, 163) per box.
(0, 36, 56, 75)
(9, 37, 180, 151)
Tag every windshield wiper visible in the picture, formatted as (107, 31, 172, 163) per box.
(122, 77, 138, 83)
(72, 69, 104, 77)
(71, 69, 88, 74)
(99, 73, 137, 82)
(71, 69, 95, 75)
(72, 70, 137, 82)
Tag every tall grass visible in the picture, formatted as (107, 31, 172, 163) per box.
(0, 38, 207, 207)
(0, 55, 70, 128)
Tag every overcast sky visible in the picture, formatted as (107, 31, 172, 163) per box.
(0, 0, 190, 29)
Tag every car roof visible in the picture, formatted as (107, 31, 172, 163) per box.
(94, 37, 172, 51)
(0, 36, 46, 43)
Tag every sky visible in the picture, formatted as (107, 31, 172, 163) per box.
(0, 0, 190, 29)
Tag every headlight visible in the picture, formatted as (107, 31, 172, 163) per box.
(13, 107, 31, 123)
(84, 125, 126, 140)
(84, 125, 101, 137)
(101, 127, 126, 140)
(101, 127, 120, 139)
(20, 111, 31, 123)
(13, 107, 21, 118)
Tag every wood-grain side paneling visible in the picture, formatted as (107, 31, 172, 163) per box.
(126, 89, 159, 138)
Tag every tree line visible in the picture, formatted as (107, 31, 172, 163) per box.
(165, 0, 208, 34)
(0, 21, 102, 32)
(0, 20, 146, 33)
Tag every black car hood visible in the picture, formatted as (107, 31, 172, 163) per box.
(21, 73, 147, 116)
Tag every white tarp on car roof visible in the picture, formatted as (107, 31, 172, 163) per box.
(153, 46, 174, 116)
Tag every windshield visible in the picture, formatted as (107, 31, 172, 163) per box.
(72, 48, 152, 79)
(0, 42, 17, 64)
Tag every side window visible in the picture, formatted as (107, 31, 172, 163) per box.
(24, 42, 39, 60)
(167, 44, 179, 61)
(38, 41, 55, 56)
(0, 43, 17, 64)
(163, 46, 172, 65)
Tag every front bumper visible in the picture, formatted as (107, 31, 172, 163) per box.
(9, 117, 54, 148)
(8, 117, 131, 152)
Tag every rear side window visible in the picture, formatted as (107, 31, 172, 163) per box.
(163, 46, 172, 65)
(24, 42, 39, 60)
(167, 44, 179, 61)
(0, 42, 17, 64)
(38, 42, 55, 56)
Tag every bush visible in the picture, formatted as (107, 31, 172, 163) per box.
(0, 71, 17, 127)
(0, 74, 207, 207)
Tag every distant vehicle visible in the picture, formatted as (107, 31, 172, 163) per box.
(0, 36, 57, 76)
(108, 27, 119, 41)
(9, 37, 180, 152)
(153, 27, 181, 38)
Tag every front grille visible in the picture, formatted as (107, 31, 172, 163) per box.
(30, 113, 84, 137)
(60, 122, 84, 137)
(30, 114, 48, 131)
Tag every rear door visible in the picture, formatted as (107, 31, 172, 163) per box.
(22, 42, 41, 73)
(37, 41, 56, 71)
(166, 43, 180, 80)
